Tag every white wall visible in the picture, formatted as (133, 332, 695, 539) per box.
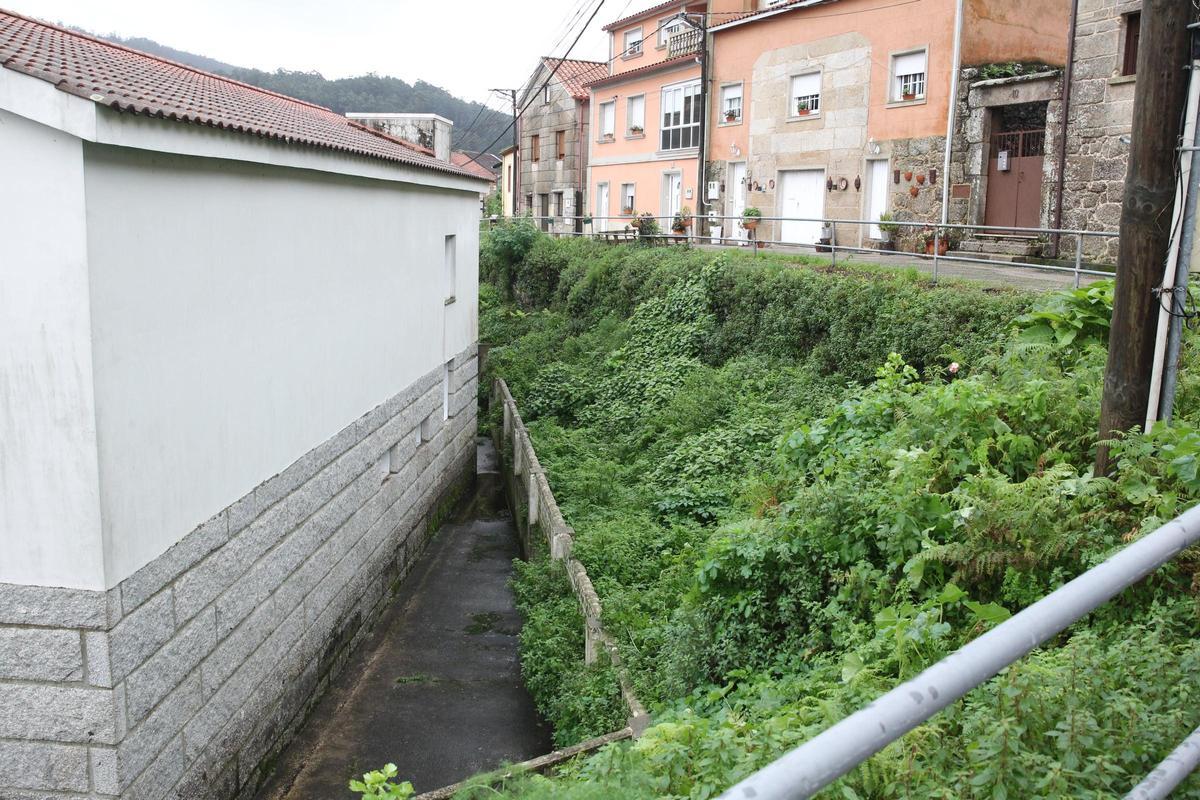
(82, 144, 479, 587)
(0, 110, 107, 589)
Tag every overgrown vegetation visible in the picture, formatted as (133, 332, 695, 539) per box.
(365, 226, 1200, 798)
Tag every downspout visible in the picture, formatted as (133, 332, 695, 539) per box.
(578, 98, 586, 230)
(1148, 32, 1200, 426)
(939, 0, 964, 227)
(695, 11, 710, 239)
(1051, 0, 1080, 256)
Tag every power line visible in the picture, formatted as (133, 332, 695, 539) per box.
(460, 0, 608, 169)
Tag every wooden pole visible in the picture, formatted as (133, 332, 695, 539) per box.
(1095, 0, 1193, 474)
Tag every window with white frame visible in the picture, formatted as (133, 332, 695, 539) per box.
(624, 27, 643, 56)
(627, 95, 645, 134)
(620, 183, 636, 214)
(659, 17, 685, 47)
(599, 101, 616, 140)
(892, 49, 927, 101)
(720, 83, 743, 122)
(790, 72, 821, 116)
(444, 234, 456, 303)
(543, 84, 551, 105)
(660, 81, 701, 150)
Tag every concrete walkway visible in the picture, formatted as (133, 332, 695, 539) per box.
(257, 439, 551, 799)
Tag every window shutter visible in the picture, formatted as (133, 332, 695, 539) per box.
(790, 73, 820, 98)
(893, 51, 926, 77)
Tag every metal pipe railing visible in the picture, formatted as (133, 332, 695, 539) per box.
(482, 214, 1119, 286)
(716, 503, 1200, 800)
(1126, 724, 1200, 800)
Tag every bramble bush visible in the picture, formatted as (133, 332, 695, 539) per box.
(440, 235, 1200, 799)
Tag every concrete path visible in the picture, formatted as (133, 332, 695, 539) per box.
(695, 242, 1107, 291)
(257, 439, 551, 799)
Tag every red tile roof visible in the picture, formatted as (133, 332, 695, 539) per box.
(542, 57, 607, 100)
(0, 9, 484, 180)
(601, 0, 703, 32)
(583, 54, 699, 90)
(710, 0, 836, 31)
(451, 151, 498, 182)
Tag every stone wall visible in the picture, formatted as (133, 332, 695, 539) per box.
(520, 65, 587, 235)
(0, 347, 480, 800)
(1061, 0, 1139, 260)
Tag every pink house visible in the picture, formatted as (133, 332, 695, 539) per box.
(705, 0, 1071, 250)
(585, 1, 707, 230)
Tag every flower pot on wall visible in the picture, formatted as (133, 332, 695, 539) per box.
(916, 174, 926, 185)
(909, 186, 920, 198)
(903, 171, 913, 182)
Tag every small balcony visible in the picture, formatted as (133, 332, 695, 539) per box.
(667, 28, 702, 59)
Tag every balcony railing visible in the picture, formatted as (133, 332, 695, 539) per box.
(667, 28, 701, 59)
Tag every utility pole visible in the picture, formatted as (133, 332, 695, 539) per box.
(1095, 0, 1193, 475)
(491, 88, 518, 214)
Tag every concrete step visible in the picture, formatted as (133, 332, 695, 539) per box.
(947, 250, 1023, 263)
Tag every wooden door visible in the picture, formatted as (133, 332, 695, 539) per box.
(985, 129, 1046, 231)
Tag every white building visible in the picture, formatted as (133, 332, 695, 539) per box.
(0, 11, 487, 800)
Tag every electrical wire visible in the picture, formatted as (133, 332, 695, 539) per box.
(460, 0, 608, 169)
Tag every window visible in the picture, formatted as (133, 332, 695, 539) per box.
(444, 235, 456, 304)
(790, 72, 821, 116)
(441, 361, 452, 421)
(660, 81, 701, 151)
(624, 27, 643, 56)
(891, 50, 927, 101)
(599, 101, 616, 140)
(525, 194, 532, 213)
(555, 129, 566, 160)
(659, 17, 685, 47)
(721, 83, 743, 123)
(627, 94, 645, 134)
(531, 134, 540, 163)
(543, 84, 551, 105)
(552, 191, 563, 218)
(620, 183, 636, 214)
(1122, 12, 1140, 76)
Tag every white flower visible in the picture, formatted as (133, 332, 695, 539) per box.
(948, 362, 960, 375)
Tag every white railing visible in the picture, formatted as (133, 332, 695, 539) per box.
(716, 503, 1200, 800)
(482, 214, 1120, 288)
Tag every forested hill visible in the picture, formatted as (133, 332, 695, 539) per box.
(95, 34, 511, 154)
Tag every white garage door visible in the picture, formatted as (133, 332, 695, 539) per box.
(778, 169, 825, 245)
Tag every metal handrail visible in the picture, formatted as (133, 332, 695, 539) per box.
(716, 503, 1200, 800)
(482, 214, 1120, 287)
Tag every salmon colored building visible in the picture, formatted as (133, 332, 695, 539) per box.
(704, 0, 1071, 250)
(584, 1, 707, 229)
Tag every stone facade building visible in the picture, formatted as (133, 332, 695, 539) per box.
(518, 57, 606, 234)
(0, 13, 487, 800)
(1058, 0, 1144, 260)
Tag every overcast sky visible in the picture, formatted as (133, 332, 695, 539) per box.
(9, 0, 656, 110)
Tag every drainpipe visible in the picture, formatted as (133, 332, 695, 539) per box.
(940, 0, 964, 227)
(695, 10, 710, 238)
(1051, 0, 1080, 256)
(1150, 31, 1200, 425)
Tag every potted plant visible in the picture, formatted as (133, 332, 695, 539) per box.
(632, 212, 660, 239)
(725, 109, 739, 123)
(922, 226, 957, 256)
(602, 132, 615, 142)
(796, 99, 811, 116)
(816, 222, 834, 253)
(902, 89, 917, 102)
(630, 125, 644, 136)
(741, 207, 762, 231)
(672, 213, 686, 234)
(876, 212, 900, 251)
(622, 204, 634, 215)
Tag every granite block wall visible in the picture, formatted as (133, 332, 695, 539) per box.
(0, 347, 480, 800)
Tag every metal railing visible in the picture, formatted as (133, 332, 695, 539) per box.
(482, 213, 1119, 288)
(716, 503, 1200, 800)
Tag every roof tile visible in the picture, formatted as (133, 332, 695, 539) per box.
(542, 57, 608, 100)
(0, 9, 483, 179)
